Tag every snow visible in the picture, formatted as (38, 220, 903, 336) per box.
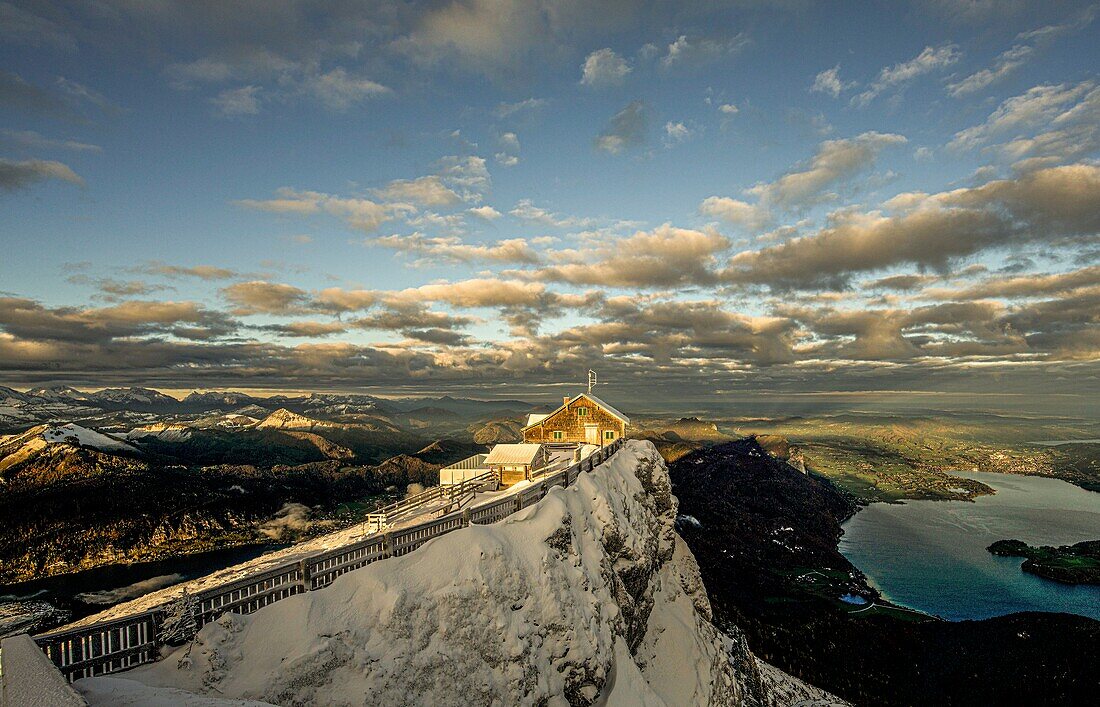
(126, 423, 193, 442)
(0, 633, 86, 707)
(74, 441, 843, 706)
(40, 423, 139, 453)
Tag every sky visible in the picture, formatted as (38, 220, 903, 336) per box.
(0, 0, 1098, 410)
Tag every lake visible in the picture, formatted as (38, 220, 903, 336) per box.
(839, 472, 1100, 621)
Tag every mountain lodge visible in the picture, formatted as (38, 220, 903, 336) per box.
(438, 375, 630, 490)
(522, 392, 629, 446)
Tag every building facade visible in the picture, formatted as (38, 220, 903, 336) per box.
(522, 393, 629, 446)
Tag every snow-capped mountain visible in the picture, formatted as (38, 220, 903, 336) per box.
(73, 441, 842, 706)
(255, 408, 338, 431)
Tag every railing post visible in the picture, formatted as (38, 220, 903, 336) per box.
(462, 508, 471, 526)
(298, 559, 311, 592)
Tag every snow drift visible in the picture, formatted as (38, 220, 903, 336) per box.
(75, 440, 840, 706)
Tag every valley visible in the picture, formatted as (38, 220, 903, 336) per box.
(0, 386, 531, 635)
(668, 439, 1100, 706)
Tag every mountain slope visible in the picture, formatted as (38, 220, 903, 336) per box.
(669, 438, 1100, 706)
(75, 441, 840, 706)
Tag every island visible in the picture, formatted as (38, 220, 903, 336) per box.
(987, 539, 1100, 585)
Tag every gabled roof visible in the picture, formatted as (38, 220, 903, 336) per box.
(484, 443, 543, 466)
(522, 392, 630, 430)
(525, 413, 549, 426)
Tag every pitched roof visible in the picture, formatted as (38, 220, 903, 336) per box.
(525, 413, 549, 426)
(484, 443, 543, 466)
(521, 392, 630, 429)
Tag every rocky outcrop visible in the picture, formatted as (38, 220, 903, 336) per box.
(76, 441, 840, 706)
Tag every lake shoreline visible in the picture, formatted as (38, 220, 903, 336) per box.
(839, 470, 1100, 622)
(671, 439, 1100, 705)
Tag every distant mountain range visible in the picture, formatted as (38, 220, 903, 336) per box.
(0, 387, 530, 589)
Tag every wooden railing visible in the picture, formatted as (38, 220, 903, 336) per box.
(365, 468, 498, 533)
(25, 439, 625, 683)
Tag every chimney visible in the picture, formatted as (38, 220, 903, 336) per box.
(563, 396, 570, 407)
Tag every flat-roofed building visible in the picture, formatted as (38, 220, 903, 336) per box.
(484, 443, 548, 487)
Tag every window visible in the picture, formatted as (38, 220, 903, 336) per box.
(577, 407, 588, 417)
(604, 430, 615, 440)
(553, 430, 563, 440)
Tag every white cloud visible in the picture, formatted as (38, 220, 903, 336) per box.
(663, 121, 692, 146)
(811, 65, 855, 98)
(699, 196, 768, 231)
(718, 103, 738, 114)
(468, 205, 501, 220)
(855, 44, 961, 106)
(303, 68, 389, 111)
(211, 86, 261, 116)
(661, 34, 749, 69)
(580, 48, 631, 87)
(0, 129, 101, 152)
(494, 97, 547, 117)
(372, 176, 462, 207)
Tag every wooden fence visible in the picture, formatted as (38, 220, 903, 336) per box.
(27, 439, 624, 684)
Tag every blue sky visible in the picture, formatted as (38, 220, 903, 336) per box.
(0, 0, 1098, 406)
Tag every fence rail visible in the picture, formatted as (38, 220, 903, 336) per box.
(24, 439, 624, 683)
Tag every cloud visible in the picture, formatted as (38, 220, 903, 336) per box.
(302, 68, 390, 111)
(67, 275, 164, 300)
(391, 279, 548, 309)
(261, 320, 347, 337)
(0, 297, 236, 343)
(862, 274, 939, 291)
(947, 44, 1034, 98)
(222, 281, 310, 315)
(372, 176, 462, 207)
(0, 2, 77, 51)
(580, 48, 631, 87)
(494, 97, 547, 117)
(434, 155, 491, 202)
(76, 574, 185, 605)
(947, 5, 1095, 97)
(703, 131, 907, 223)
(725, 163, 1100, 290)
(138, 263, 238, 281)
(0, 158, 83, 190)
(494, 131, 520, 166)
(54, 77, 124, 117)
(237, 188, 412, 233)
(699, 196, 769, 231)
(211, 85, 261, 116)
(509, 199, 595, 229)
(752, 132, 907, 209)
(595, 100, 647, 154)
(854, 44, 961, 106)
(0, 71, 76, 120)
(468, 205, 501, 220)
(718, 103, 738, 114)
(516, 225, 730, 289)
(258, 503, 328, 540)
(0, 129, 101, 153)
(663, 121, 692, 146)
(369, 232, 541, 265)
(948, 81, 1100, 169)
(927, 266, 1100, 300)
(811, 65, 855, 98)
(314, 288, 378, 313)
(661, 34, 750, 69)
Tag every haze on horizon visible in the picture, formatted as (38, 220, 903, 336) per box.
(1, 1, 1098, 414)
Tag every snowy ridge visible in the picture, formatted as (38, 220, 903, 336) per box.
(75, 441, 842, 706)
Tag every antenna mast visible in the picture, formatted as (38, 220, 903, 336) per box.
(587, 369, 597, 394)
